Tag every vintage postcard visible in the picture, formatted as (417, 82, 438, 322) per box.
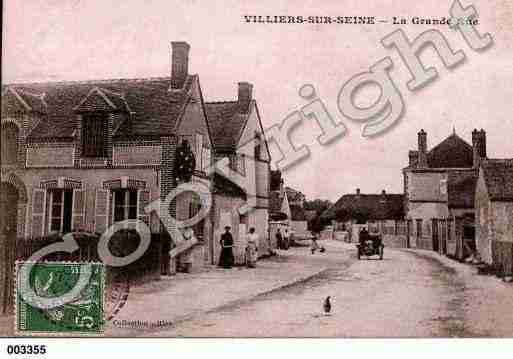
(1, 0, 512, 343)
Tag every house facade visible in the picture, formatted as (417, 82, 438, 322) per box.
(205, 83, 272, 264)
(0, 41, 273, 312)
(403, 129, 485, 257)
(1, 42, 213, 275)
(475, 159, 513, 269)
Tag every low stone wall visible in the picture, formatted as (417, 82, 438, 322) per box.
(333, 231, 349, 242)
(382, 234, 408, 248)
(492, 240, 513, 277)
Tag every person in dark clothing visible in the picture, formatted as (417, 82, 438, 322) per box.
(218, 226, 235, 268)
(276, 228, 283, 249)
(359, 227, 370, 244)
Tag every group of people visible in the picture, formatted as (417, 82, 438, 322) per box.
(275, 228, 290, 250)
(218, 226, 260, 269)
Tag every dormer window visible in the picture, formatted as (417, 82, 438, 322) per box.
(82, 113, 107, 157)
(1, 122, 19, 165)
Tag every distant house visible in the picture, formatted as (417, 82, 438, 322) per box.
(321, 189, 405, 246)
(268, 170, 291, 247)
(403, 129, 485, 257)
(475, 159, 513, 270)
(285, 187, 309, 238)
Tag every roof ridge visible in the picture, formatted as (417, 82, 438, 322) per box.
(483, 158, 513, 164)
(205, 100, 238, 105)
(428, 132, 472, 154)
(6, 76, 174, 87)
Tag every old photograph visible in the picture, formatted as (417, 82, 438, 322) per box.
(1, 0, 512, 343)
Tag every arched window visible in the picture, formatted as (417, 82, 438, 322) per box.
(1, 122, 19, 165)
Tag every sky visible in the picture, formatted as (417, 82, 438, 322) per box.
(3, 0, 513, 202)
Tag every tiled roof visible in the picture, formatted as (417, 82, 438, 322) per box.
(16, 89, 47, 113)
(482, 159, 513, 201)
(285, 187, 305, 203)
(322, 193, 404, 221)
(2, 75, 195, 139)
(290, 204, 307, 221)
(205, 100, 250, 151)
(447, 171, 478, 208)
(427, 133, 474, 168)
(213, 173, 246, 199)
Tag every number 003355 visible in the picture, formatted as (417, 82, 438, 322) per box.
(6, 344, 47, 355)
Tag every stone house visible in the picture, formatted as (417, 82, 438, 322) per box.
(403, 129, 486, 257)
(1, 42, 214, 277)
(205, 84, 272, 264)
(321, 189, 405, 246)
(0, 41, 273, 312)
(475, 159, 513, 269)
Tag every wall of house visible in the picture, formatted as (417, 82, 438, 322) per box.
(176, 78, 212, 174)
(113, 144, 161, 166)
(26, 143, 75, 168)
(493, 202, 513, 242)
(475, 170, 492, 263)
(19, 167, 159, 238)
(291, 220, 308, 236)
(212, 194, 246, 265)
(406, 171, 448, 202)
(249, 207, 270, 255)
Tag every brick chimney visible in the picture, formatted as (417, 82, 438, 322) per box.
(381, 189, 386, 195)
(418, 129, 428, 168)
(170, 41, 190, 90)
(356, 188, 361, 196)
(472, 129, 487, 168)
(238, 82, 253, 113)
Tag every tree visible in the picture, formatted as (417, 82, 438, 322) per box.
(304, 199, 333, 233)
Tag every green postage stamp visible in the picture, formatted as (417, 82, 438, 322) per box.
(15, 262, 105, 335)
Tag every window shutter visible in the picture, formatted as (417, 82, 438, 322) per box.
(31, 189, 47, 237)
(195, 134, 203, 171)
(137, 189, 151, 226)
(95, 189, 110, 234)
(72, 189, 86, 231)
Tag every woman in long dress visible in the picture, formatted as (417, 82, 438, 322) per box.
(246, 227, 259, 268)
(218, 226, 234, 268)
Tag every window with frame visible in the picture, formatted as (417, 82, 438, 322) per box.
(254, 133, 262, 160)
(48, 189, 73, 233)
(416, 219, 423, 237)
(82, 113, 107, 157)
(112, 189, 138, 222)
